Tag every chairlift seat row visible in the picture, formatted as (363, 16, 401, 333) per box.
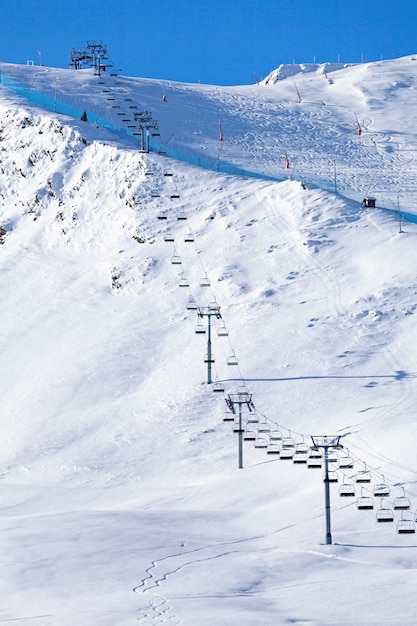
(376, 508, 394, 523)
(393, 497, 411, 510)
(339, 483, 356, 497)
(293, 453, 308, 464)
(267, 445, 281, 455)
(373, 484, 390, 497)
(357, 497, 374, 510)
(397, 520, 416, 534)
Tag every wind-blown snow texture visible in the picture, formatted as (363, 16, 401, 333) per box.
(0, 56, 417, 625)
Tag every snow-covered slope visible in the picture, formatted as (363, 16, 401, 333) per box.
(0, 57, 417, 625)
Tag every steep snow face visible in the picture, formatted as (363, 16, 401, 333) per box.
(0, 58, 417, 625)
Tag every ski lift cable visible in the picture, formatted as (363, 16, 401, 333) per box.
(347, 438, 417, 492)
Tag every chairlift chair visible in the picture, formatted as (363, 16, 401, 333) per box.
(200, 275, 211, 288)
(204, 353, 215, 363)
(195, 323, 206, 335)
(178, 276, 189, 288)
(254, 437, 268, 449)
(164, 233, 174, 242)
(355, 469, 371, 483)
(247, 414, 259, 424)
(376, 501, 394, 523)
(338, 452, 354, 469)
(393, 496, 411, 510)
(280, 448, 295, 460)
(227, 353, 239, 366)
(339, 482, 356, 497)
(357, 495, 374, 510)
(324, 471, 339, 483)
(267, 444, 281, 455)
(293, 450, 308, 464)
(177, 211, 187, 220)
(293, 442, 309, 462)
(170, 194, 180, 199)
(373, 482, 390, 498)
(157, 212, 168, 220)
(233, 422, 243, 433)
(397, 515, 416, 534)
(217, 324, 228, 336)
(171, 255, 182, 265)
(307, 449, 323, 468)
(212, 381, 224, 393)
(270, 430, 283, 442)
(186, 297, 198, 310)
(164, 172, 173, 176)
(243, 430, 256, 441)
(257, 423, 271, 433)
(184, 232, 195, 243)
(282, 436, 296, 449)
(223, 411, 234, 422)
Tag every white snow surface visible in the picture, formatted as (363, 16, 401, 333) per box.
(0, 57, 417, 625)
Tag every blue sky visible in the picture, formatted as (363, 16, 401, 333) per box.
(0, 0, 416, 85)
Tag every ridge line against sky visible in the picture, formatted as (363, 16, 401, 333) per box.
(0, 0, 416, 86)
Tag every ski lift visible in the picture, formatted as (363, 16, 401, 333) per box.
(267, 444, 281, 455)
(204, 353, 215, 363)
(307, 449, 322, 468)
(270, 430, 283, 442)
(157, 211, 168, 220)
(397, 513, 416, 534)
(373, 480, 390, 498)
(145, 171, 154, 176)
(178, 275, 189, 288)
(254, 437, 268, 449)
(293, 449, 308, 464)
(171, 255, 182, 265)
(376, 500, 394, 523)
(184, 232, 195, 243)
(258, 423, 270, 433)
(151, 192, 161, 198)
(227, 352, 239, 366)
(164, 172, 173, 176)
(186, 297, 198, 310)
(324, 470, 339, 483)
(339, 482, 356, 497)
(200, 275, 211, 288)
(243, 430, 256, 441)
(164, 232, 174, 242)
(170, 193, 180, 199)
(280, 447, 294, 460)
(233, 422, 243, 433)
(393, 488, 410, 510)
(355, 464, 371, 483)
(212, 381, 224, 393)
(357, 489, 374, 510)
(247, 413, 259, 424)
(338, 450, 354, 469)
(282, 436, 296, 449)
(177, 211, 187, 221)
(217, 324, 228, 336)
(195, 323, 206, 335)
(223, 411, 234, 422)
(294, 441, 309, 454)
